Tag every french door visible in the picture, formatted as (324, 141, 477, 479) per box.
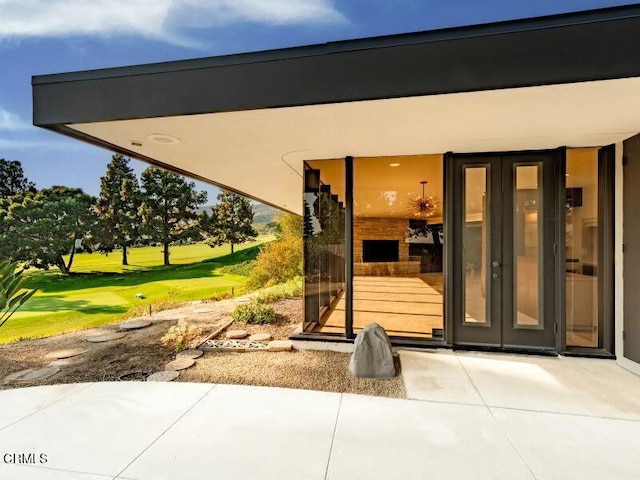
(449, 151, 559, 350)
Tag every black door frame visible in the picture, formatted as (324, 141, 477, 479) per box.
(445, 148, 564, 353)
(298, 147, 615, 355)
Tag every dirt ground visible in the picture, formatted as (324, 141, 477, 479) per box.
(0, 296, 405, 398)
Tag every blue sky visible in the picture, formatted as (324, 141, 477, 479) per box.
(0, 0, 635, 202)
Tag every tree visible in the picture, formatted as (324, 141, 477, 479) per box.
(3, 186, 98, 274)
(0, 159, 36, 200)
(95, 154, 141, 266)
(0, 260, 37, 329)
(139, 166, 207, 266)
(205, 192, 257, 254)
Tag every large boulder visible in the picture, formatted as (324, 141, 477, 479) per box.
(349, 323, 396, 378)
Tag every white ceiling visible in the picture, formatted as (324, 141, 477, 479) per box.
(70, 77, 640, 215)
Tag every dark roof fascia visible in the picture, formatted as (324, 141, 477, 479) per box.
(32, 3, 640, 127)
(32, 3, 640, 85)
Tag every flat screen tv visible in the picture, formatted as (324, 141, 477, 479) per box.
(362, 240, 399, 263)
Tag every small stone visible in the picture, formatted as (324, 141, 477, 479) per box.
(3, 366, 61, 385)
(349, 323, 396, 378)
(226, 329, 248, 339)
(176, 348, 204, 359)
(249, 333, 272, 342)
(87, 332, 126, 343)
(268, 340, 293, 352)
(147, 371, 180, 382)
(120, 319, 152, 330)
(45, 348, 89, 360)
(165, 358, 195, 371)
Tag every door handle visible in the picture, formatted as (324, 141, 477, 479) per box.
(492, 260, 501, 268)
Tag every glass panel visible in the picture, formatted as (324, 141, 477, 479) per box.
(513, 164, 543, 329)
(462, 167, 489, 325)
(303, 160, 346, 334)
(565, 148, 600, 347)
(353, 155, 444, 339)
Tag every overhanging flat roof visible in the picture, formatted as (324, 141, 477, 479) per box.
(32, 4, 640, 213)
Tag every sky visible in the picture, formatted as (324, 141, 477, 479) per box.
(0, 0, 636, 203)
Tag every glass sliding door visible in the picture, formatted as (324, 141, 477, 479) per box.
(353, 155, 445, 339)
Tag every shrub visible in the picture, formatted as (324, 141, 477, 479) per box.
(232, 300, 276, 324)
(201, 291, 235, 303)
(161, 319, 203, 352)
(219, 259, 255, 277)
(248, 214, 302, 289)
(254, 277, 303, 304)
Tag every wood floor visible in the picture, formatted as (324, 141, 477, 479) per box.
(311, 276, 444, 339)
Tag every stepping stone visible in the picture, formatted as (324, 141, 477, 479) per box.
(87, 332, 126, 343)
(226, 329, 248, 339)
(268, 340, 293, 352)
(165, 358, 195, 371)
(45, 348, 89, 360)
(249, 333, 272, 342)
(3, 366, 61, 385)
(177, 348, 204, 359)
(147, 371, 180, 382)
(193, 307, 216, 314)
(48, 357, 85, 367)
(120, 319, 152, 330)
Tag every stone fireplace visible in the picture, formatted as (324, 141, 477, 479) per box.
(353, 217, 420, 276)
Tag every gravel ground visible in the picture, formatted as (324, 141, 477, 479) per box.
(179, 350, 406, 398)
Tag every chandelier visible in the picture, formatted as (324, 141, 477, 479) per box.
(407, 180, 438, 217)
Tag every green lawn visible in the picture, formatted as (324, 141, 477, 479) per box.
(0, 239, 270, 344)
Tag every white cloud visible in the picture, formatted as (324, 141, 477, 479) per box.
(0, 136, 87, 151)
(0, 107, 27, 131)
(0, 0, 345, 46)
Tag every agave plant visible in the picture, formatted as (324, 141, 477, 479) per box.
(0, 260, 37, 329)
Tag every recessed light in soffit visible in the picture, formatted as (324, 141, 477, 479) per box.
(146, 134, 181, 145)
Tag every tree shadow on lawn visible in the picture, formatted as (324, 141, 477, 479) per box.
(29, 246, 262, 295)
(13, 295, 129, 316)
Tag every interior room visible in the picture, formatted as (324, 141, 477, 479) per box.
(304, 155, 444, 339)
(565, 148, 601, 348)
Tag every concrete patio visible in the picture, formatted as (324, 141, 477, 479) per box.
(1, 350, 640, 479)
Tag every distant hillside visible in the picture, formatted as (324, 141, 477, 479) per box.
(252, 203, 281, 224)
(196, 203, 280, 225)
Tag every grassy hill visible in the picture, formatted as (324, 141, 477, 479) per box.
(0, 238, 271, 344)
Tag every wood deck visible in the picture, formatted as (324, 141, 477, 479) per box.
(312, 276, 444, 338)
